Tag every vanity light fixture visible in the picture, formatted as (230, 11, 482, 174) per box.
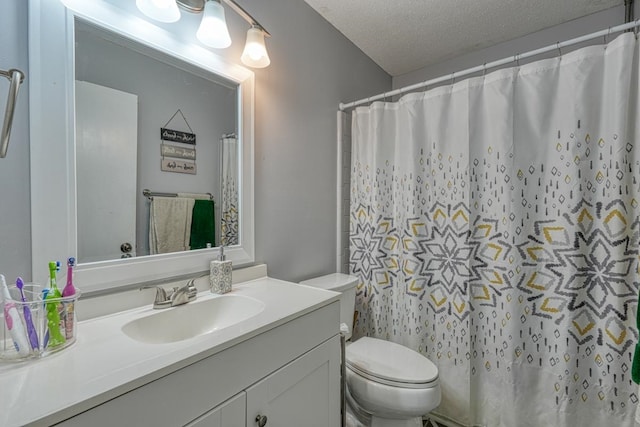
(240, 26, 270, 68)
(137, 0, 272, 68)
(196, 0, 231, 49)
(136, 0, 181, 23)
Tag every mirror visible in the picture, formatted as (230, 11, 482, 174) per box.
(29, 0, 255, 292)
(74, 21, 238, 263)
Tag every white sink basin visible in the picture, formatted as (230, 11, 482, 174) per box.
(122, 294, 265, 344)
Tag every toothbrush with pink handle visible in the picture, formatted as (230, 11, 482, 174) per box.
(62, 257, 76, 297)
(16, 277, 39, 350)
(62, 258, 76, 340)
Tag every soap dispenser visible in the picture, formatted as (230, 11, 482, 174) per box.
(210, 246, 232, 294)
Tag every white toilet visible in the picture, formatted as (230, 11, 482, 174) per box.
(300, 273, 441, 427)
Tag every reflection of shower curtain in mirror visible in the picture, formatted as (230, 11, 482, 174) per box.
(221, 137, 239, 245)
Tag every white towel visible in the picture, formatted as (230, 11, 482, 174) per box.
(149, 197, 195, 254)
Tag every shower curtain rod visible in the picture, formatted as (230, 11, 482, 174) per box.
(339, 19, 640, 111)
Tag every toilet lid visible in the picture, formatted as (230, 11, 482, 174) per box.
(346, 337, 438, 387)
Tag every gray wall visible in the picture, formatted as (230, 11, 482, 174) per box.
(0, 1, 30, 282)
(75, 24, 236, 256)
(394, 5, 636, 89)
(0, 0, 390, 284)
(240, 0, 392, 282)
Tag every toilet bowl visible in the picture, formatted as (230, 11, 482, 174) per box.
(346, 336, 441, 427)
(300, 274, 441, 427)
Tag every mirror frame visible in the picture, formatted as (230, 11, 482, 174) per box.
(28, 0, 255, 293)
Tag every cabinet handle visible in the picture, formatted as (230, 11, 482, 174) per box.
(255, 414, 268, 426)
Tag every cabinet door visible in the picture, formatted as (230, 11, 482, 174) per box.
(246, 336, 341, 427)
(185, 392, 245, 427)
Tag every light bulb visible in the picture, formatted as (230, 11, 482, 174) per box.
(196, 0, 231, 49)
(241, 27, 270, 68)
(136, 0, 180, 23)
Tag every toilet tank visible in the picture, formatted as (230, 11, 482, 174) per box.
(300, 273, 358, 339)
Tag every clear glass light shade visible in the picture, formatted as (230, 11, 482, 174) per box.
(136, 0, 181, 23)
(241, 27, 271, 68)
(196, 0, 232, 49)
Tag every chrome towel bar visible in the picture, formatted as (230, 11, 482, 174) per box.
(0, 68, 25, 158)
(143, 189, 214, 201)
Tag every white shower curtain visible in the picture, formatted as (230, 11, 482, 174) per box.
(350, 33, 640, 426)
(221, 136, 239, 246)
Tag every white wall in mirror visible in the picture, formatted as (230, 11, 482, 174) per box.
(75, 80, 139, 262)
(28, 0, 255, 293)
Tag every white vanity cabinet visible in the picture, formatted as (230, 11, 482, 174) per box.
(186, 335, 341, 427)
(186, 393, 246, 427)
(246, 336, 341, 427)
(53, 301, 341, 427)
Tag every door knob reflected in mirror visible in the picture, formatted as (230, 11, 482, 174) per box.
(255, 414, 268, 426)
(120, 242, 133, 258)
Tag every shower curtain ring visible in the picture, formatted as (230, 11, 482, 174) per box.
(556, 42, 562, 57)
(514, 54, 520, 66)
(604, 26, 611, 43)
(482, 63, 487, 76)
(450, 71, 456, 85)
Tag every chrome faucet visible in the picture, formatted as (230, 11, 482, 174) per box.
(141, 279, 198, 309)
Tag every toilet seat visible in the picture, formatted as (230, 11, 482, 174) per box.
(346, 337, 439, 389)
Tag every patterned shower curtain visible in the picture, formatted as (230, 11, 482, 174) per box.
(350, 33, 640, 426)
(221, 136, 239, 246)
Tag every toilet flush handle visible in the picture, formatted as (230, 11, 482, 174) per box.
(255, 414, 268, 426)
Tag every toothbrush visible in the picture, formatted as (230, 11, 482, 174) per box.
(45, 262, 66, 348)
(16, 277, 39, 350)
(62, 257, 76, 297)
(0, 274, 30, 357)
(41, 288, 49, 348)
(62, 257, 76, 339)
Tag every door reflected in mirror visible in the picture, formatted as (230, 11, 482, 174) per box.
(74, 20, 239, 264)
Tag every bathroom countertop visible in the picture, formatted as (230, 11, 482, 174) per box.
(0, 276, 339, 427)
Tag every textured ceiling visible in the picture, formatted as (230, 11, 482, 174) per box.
(303, 0, 623, 76)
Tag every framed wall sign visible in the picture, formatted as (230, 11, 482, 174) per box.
(161, 158, 197, 174)
(161, 144, 196, 160)
(160, 127, 196, 145)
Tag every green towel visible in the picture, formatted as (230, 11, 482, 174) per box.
(633, 344, 640, 384)
(189, 199, 215, 250)
(633, 289, 640, 384)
